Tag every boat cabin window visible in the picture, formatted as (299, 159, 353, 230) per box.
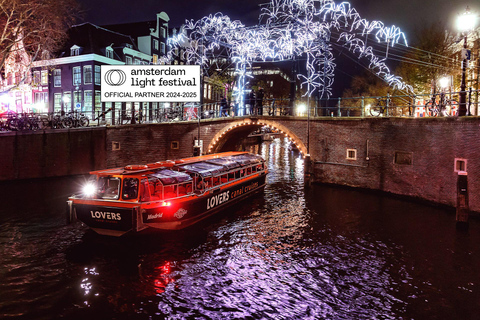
(140, 179, 150, 202)
(122, 178, 139, 200)
(145, 169, 193, 201)
(97, 177, 121, 200)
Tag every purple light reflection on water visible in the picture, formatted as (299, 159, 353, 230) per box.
(152, 200, 405, 319)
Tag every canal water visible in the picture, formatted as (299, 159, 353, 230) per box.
(0, 138, 479, 320)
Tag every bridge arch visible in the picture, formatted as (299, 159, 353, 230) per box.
(206, 118, 308, 156)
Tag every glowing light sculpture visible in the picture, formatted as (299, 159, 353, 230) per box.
(165, 0, 413, 109)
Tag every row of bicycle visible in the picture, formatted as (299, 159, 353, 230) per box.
(0, 111, 90, 132)
(368, 95, 460, 117)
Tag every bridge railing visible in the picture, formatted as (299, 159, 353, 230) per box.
(1, 90, 478, 132)
(304, 90, 480, 118)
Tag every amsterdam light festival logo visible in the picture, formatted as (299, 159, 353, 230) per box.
(104, 69, 127, 86)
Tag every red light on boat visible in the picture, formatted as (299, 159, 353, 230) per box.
(161, 201, 171, 207)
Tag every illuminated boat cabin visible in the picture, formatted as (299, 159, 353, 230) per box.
(67, 152, 268, 236)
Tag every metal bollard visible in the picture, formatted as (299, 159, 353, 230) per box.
(456, 171, 469, 229)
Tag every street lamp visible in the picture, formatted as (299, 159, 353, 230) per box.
(456, 7, 477, 116)
(297, 103, 307, 116)
(439, 76, 450, 90)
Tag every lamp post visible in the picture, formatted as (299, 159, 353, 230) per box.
(456, 7, 477, 116)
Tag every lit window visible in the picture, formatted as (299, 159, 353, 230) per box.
(84, 65, 92, 84)
(153, 54, 158, 64)
(63, 92, 72, 111)
(84, 90, 92, 114)
(54, 93, 62, 113)
(41, 70, 48, 85)
(94, 66, 101, 85)
(33, 92, 48, 111)
(73, 67, 81, 86)
(95, 91, 101, 115)
(53, 69, 61, 87)
(71, 45, 80, 56)
(33, 71, 40, 85)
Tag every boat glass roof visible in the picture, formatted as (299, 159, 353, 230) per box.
(205, 158, 240, 170)
(179, 162, 226, 176)
(147, 169, 192, 185)
(226, 154, 263, 165)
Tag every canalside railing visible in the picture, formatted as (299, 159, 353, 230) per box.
(1, 90, 479, 132)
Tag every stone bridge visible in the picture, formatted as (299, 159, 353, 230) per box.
(1, 115, 479, 213)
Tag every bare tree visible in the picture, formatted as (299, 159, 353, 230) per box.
(395, 22, 456, 94)
(0, 0, 80, 84)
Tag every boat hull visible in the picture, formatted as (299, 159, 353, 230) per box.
(70, 173, 266, 236)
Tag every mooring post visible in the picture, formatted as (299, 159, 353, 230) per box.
(304, 154, 312, 187)
(456, 171, 469, 230)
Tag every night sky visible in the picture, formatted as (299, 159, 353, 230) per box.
(77, 0, 477, 38)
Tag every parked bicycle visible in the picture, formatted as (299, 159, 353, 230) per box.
(6, 112, 40, 131)
(425, 92, 458, 117)
(40, 112, 68, 129)
(370, 98, 394, 117)
(64, 111, 90, 128)
(152, 107, 184, 123)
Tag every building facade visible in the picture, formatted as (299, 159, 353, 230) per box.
(31, 22, 152, 122)
(0, 32, 33, 113)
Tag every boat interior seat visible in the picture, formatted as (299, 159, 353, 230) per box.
(164, 192, 176, 199)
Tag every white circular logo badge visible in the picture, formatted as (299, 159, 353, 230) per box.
(104, 69, 127, 86)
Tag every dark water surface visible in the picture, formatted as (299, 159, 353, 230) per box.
(1, 138, 479, 320)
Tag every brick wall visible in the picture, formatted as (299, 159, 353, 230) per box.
(0, 128, 106, 180)
(309, 117, 480, 212)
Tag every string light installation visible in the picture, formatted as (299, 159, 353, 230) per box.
(164, 0, 413, 110)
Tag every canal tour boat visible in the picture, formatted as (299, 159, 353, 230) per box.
(67, 152, 268, 236)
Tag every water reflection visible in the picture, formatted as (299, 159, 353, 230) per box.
(0, 138, 479, 319)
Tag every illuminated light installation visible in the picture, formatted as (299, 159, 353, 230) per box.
(164, 0, 413, 111)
